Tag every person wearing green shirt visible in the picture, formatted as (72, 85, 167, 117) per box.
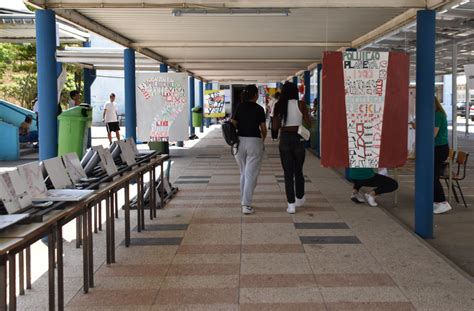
(349, 168, 398, 207)
(433, 97, 451, 214)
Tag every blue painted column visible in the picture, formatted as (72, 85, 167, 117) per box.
(36, 9, 58, 160)
(415, 10, 436, 239)
(304, 70, 311, 106)
(199, 80, 204, 133)
(205, 83, 212, 128)
(124, 48, 137, 140)
(189, 76, 195, 136)
(316, 64, 322, 157)
(160, 64, 168, 73)
(83, 41, 95, 147)
(292, 76, 298, 85)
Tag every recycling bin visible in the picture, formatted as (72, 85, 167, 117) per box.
(192, 107, 203, 127)
(58, 104, 92, 159)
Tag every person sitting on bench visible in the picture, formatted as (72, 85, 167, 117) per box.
(19, 115, 38, 144)
(350, 168, 398, 207)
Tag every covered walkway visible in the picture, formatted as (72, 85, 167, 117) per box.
(15, 127, 473, 310)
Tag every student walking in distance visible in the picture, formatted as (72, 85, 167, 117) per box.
(68, 90, 81, 109)
(103, 93, 121, 145)
(433, 96, 452, 214)
(273, 82, 311, 214)
(232, 85, 267, 215)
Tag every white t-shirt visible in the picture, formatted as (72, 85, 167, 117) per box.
(103, 102, 118, 123)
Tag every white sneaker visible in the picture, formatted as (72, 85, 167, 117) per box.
(287, 203, 296, 214)
(364, 193, 378, 207)
(295, 196, 305, 207)
(433, 202, 452, 214)
(242, 205, 255, 215)
(351, 192, 365, 204)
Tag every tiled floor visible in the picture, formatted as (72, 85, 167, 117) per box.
(16, 126, 474, 310)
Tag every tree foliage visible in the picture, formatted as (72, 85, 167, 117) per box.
(0, 43, 83, 110)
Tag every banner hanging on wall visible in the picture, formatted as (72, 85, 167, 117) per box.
(136, 73, 189, 142)
(204, 90, 225, 118)
(321, 51, 409, 168)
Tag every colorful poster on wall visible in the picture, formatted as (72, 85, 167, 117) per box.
(321, 51, 409, 168)
(204, 90, 225, 118)
(136, 73, 189, 142)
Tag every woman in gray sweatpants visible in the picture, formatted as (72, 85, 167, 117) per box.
(232, 85, 267, 215)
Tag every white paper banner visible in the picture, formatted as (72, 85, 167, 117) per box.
(343, 51, 389, 168)
(136, 73, 189, 142)
(464, 64, 474, 90)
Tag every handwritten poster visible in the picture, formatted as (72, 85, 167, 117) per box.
(204, 90, 225, 118)
(0, 170, 32, 214)
(344, 51, 388, 167)
(136, 73, 189, 142)
(321, 51, 409, 168)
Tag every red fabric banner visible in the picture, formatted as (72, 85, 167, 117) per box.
(320, 51, 409, 168)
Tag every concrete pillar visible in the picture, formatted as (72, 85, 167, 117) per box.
(304, 70, 311, 106)
(451, 42, 458, 150)
(124, 48, 136, 140)
(415, 10, 436, 239)
(35, 9, 58, 160)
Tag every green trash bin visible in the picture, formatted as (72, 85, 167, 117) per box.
(192, 107, 203, 127)
(58, 104, 92, 159)
(148, 141, 169, 154)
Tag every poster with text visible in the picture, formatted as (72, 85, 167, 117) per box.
(321, 51, 409, 168)
(136, 73, 189, 142)
(204, 90, 225, 118)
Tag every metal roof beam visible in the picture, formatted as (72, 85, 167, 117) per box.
(132, 41, 350, 48)
(37, 1, 427, 9)
(167, 59, 317, 63)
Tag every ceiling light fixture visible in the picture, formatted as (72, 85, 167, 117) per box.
(171, 8, 290, 17)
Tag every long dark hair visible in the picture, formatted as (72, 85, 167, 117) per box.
(241, 84, 259, 103)
(278, 81, 299, 123)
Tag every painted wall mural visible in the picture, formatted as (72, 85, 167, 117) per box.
(321, 51, 409, 168)
(204, 90, 225, 118)
(136, 73, 189, 142)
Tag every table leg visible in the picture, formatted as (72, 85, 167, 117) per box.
(106, 195, 111, 265)
(82, 210, 89, 294)
(94, 204, 98, 234)
(98, 201, 103, 231)
(0, 255, 6, 311)
(88, 205, 94, 287)
(75, 216, 82, 248)
(150, 169, 155, 220)
(110, 191, 116, 263)
(115, 189, 119, 219)
(8, 253, 16, 311)
(160, 163, 165, 211)
(125, 183, 131, 247)
(26, 248, 31, 289)
(140, 174, 145, 230)
(48, 230, 55, 311)
(57, 225, 64, 311)
(18, 251, 24, 296)
(137, 175, 142, 233)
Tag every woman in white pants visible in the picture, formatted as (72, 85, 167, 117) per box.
(232, 85, 267, 214)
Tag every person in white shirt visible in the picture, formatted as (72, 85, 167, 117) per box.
(102, 93, 120, 144)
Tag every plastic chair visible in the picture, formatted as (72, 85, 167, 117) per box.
(441, 151, 470, 208)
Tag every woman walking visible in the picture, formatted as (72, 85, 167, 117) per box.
(232, 85, 267, 214)
(273, 82, 311, 214)
(433, 96, 452, 214)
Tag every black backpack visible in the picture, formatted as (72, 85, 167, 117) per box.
(221, 120, 239, 155)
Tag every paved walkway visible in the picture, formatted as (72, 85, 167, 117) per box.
(15, 127, 474, 310)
